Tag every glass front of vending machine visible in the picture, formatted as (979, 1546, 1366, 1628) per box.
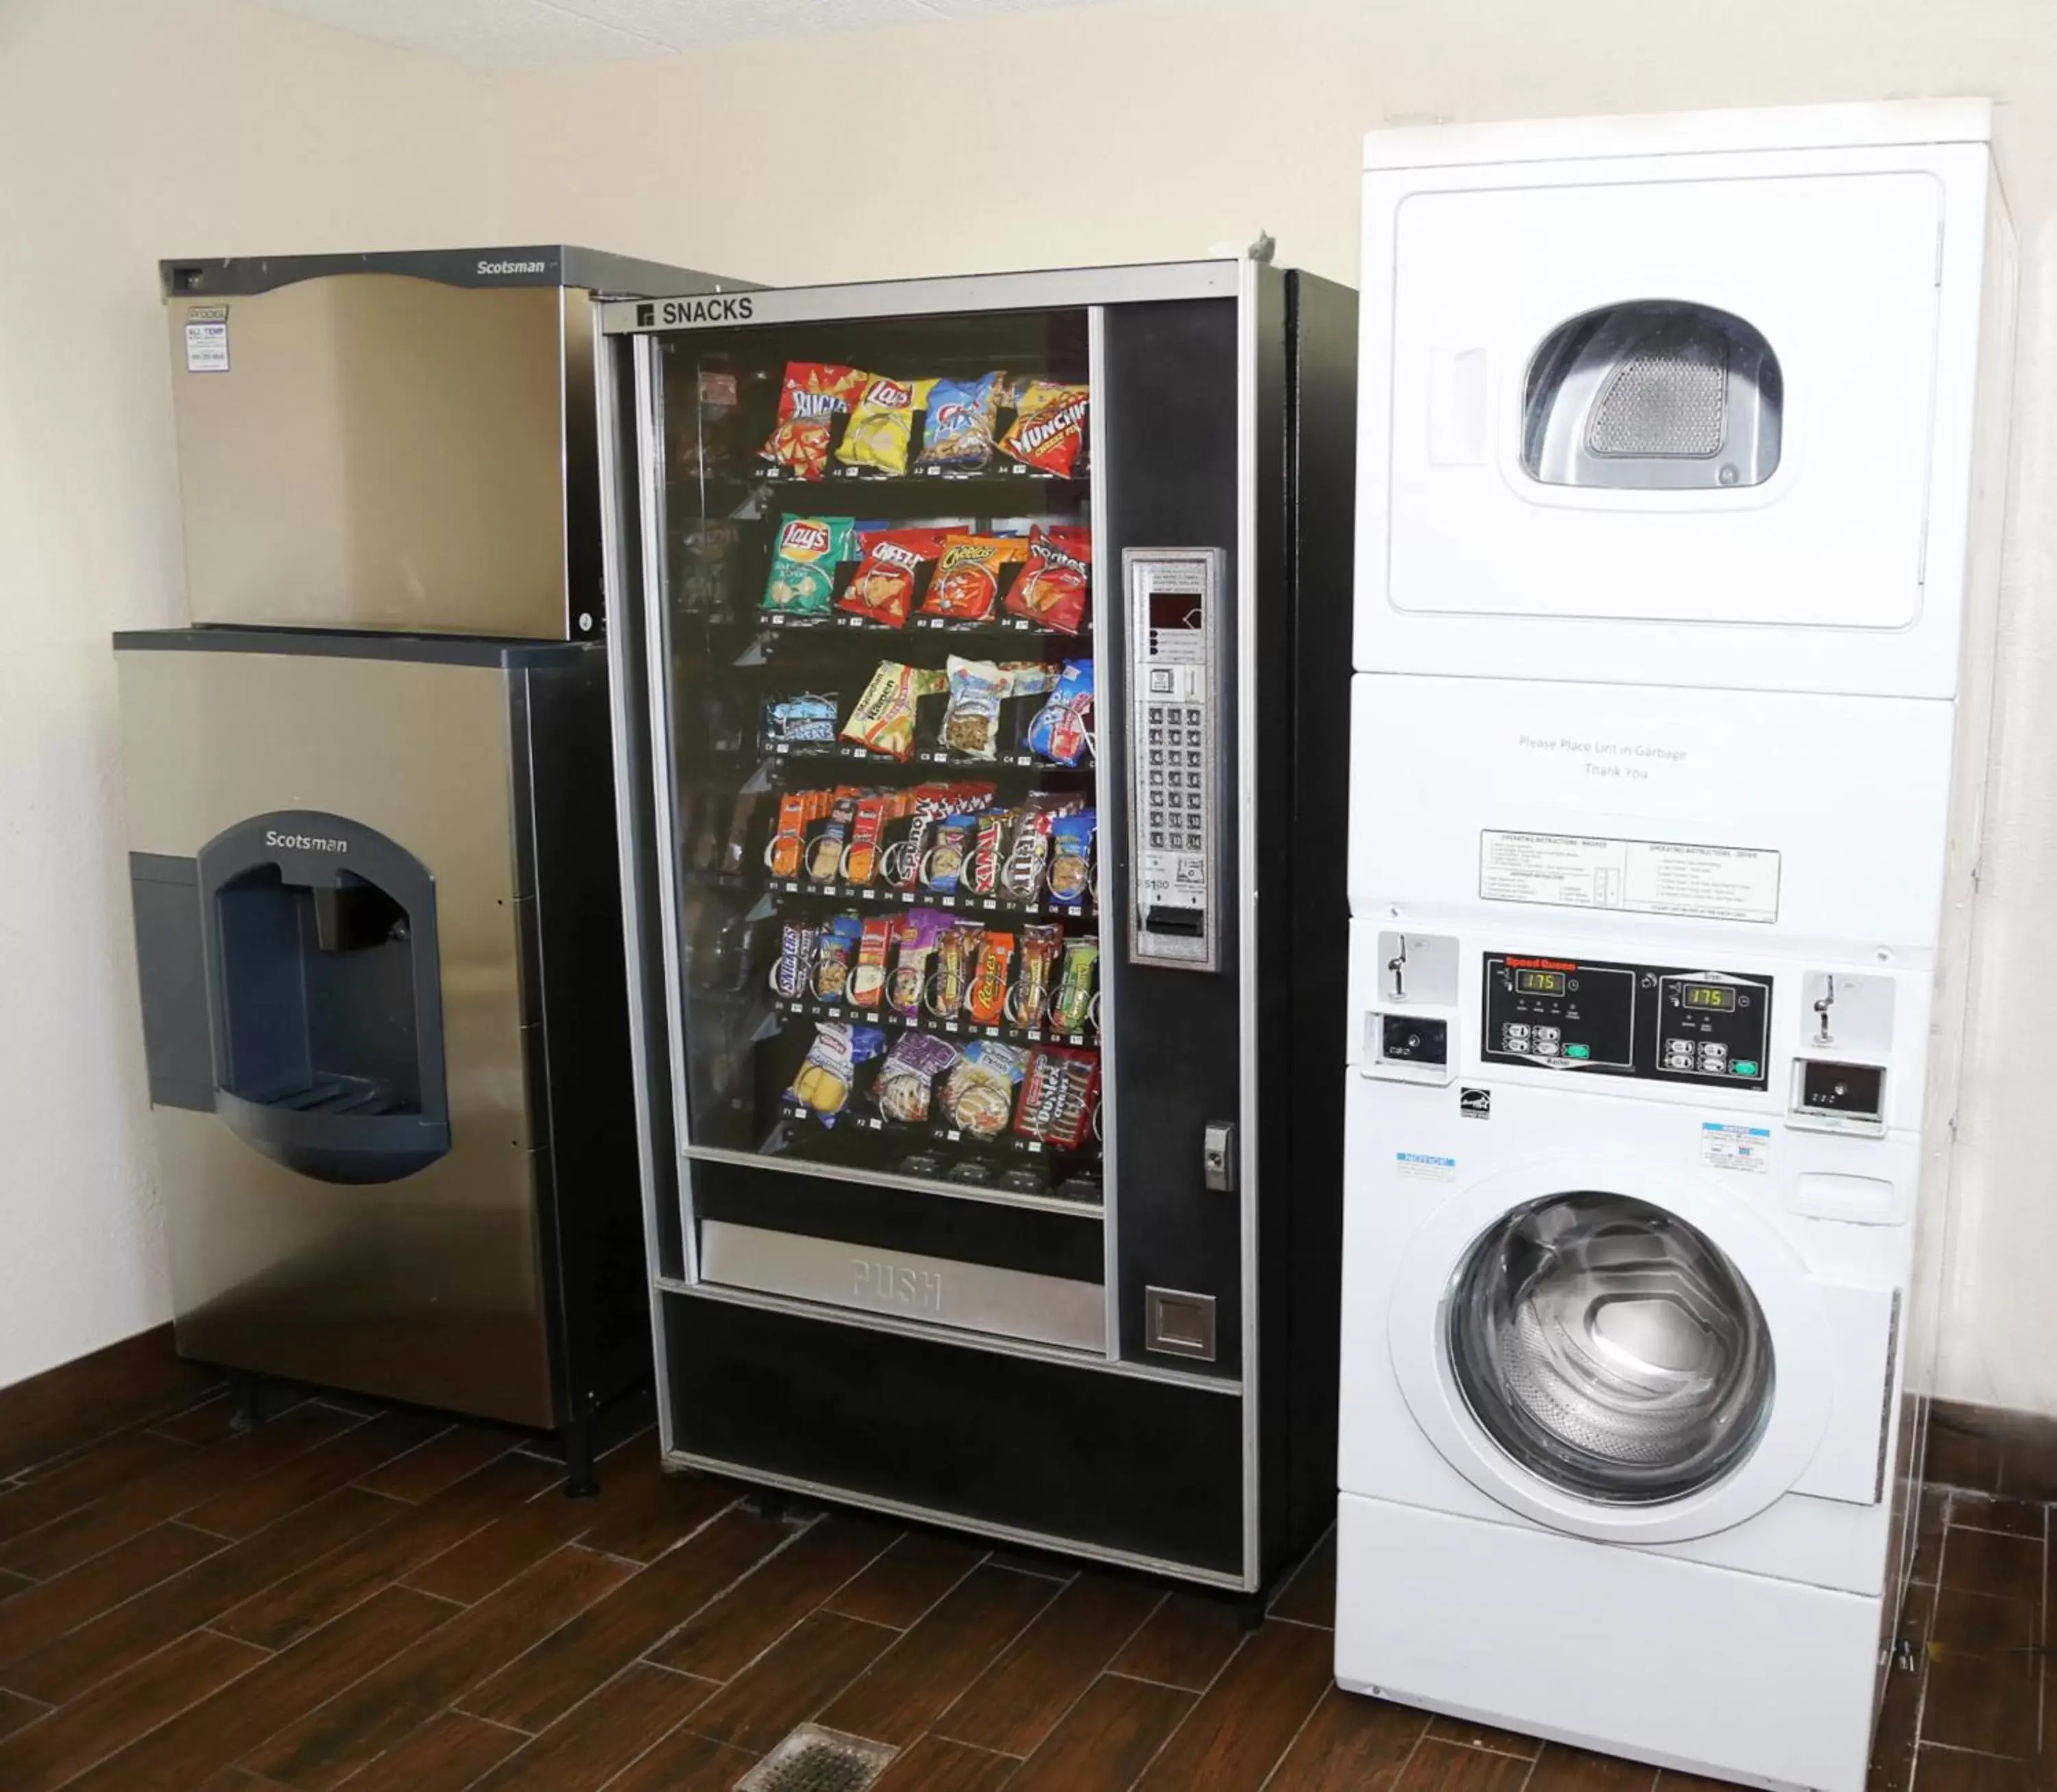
(599, 262, 1356, 1590)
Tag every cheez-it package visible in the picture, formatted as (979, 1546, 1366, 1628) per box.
(762, 362, 872, 481)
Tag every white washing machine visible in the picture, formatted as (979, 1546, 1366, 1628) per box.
(1336, 102, 2014, 1792)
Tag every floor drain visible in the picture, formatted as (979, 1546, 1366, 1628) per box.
(734, 1725, 898, 1792)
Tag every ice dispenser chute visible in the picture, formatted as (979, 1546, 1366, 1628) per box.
(1521, 300, 1783, 489)
(199, 811, 449, 1185)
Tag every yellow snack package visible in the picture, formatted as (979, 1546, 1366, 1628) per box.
(836, 376, 937, 477)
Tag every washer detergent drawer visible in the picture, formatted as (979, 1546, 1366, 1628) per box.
(1364, 167, 1946, 663)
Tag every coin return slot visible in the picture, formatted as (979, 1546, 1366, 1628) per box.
(1145, 1286, 1217, 1361)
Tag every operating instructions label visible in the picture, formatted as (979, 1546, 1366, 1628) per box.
(1480, 831, 1781, 925)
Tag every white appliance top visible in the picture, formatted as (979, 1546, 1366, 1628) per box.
(1362, 98, 1994, 171)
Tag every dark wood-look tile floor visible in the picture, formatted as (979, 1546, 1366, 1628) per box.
(0, 1331, 2047, 1791)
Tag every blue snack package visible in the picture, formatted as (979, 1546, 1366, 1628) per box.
(915, 373, 1005, 472)
(1027, 659, 1094, 764)
(1046, 810, 1096, 907)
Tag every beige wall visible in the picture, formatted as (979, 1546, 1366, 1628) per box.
(0, 0, 492, 1385)
(10, 0, 2057, 1412)
(485, 0, 2057, 1415)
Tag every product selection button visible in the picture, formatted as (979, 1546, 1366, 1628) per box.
(1733, 1061, 1759, 1078)
(1564, 1043, 1591, 1060)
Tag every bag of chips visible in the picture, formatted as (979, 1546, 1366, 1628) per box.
(786, 1022, 886, 1123)
(839, 529, 948, 629)
(762, 516, 854, 615)
(940, 1039, 1028, 1137)
(1000, 380, 1090, 477)
(940, 657, 1011, 759)
(872, 1032, 960, 1124)
(841, 661, 947, 760)
(763, 692, 839, 749)
(762, 363, 871, 481)
(1005, 526, 1092, 633)
(915, 372, 1005, 472)
(922, 536, 1028, 622)
(836, 375, 937, 477)
(1027, 659, 1095, 764)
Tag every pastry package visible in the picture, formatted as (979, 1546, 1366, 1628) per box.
(810, 912, 864, 1003)
(872, 1032, 960, 1124)
(762, 362, 871, 480)
(762, 515, 854, 615)
(915, 372, 1005, 472)
(1000, 380, 1090, 477)
(939, 656, 1011, 759)
(847, 915, 895, 1010)
(841, 661, 947, 760)
(805, 788, 861, 884)
(1026, 659, 1094, 764)
(1005, 526, 1092, 633)
(939, 1039, 1028, 1137)
(836, 375, 937, 477)
(889, 908, 952, 1019)
(1045, 810, 1096, 907)
(786, 1022, 886, 1122)
(839, 528, 947, 629)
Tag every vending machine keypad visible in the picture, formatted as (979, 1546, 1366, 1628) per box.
(1125, 548, 1224, 970)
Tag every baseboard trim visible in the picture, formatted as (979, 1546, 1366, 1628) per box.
(1928, 1396, 2057, 1501)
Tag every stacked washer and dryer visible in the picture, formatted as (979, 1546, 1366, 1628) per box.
(1335, 104, 2015, 1791)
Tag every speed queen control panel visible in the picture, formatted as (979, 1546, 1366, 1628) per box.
(1126, 548, 1223, 970)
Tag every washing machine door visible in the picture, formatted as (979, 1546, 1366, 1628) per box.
(1391, 1160, 1836, 1544)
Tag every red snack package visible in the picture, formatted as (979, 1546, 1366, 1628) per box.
(1000, 380, 1090, 477)
(966, 931, 1016, 1026)
(761, 362, 871, 481)
(921, 535, 1029, 622)
(839, 529, 948, 629)
(1015, 1047, 1100, 1149)
(1004, 526, 1092, 633)
(847, 916, 895, 1011)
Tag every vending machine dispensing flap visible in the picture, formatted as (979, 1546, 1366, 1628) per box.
(1126, 547, 1225, 971)
(197, 811, 450, 1185)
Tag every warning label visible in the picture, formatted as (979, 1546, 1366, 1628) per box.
(1395, 1152, 1457, 1184)
(1480, 831, 1780, 925)
(1701, 1122, 1772, 1173)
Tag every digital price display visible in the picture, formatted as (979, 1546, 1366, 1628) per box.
(1681, 983, 1735, 1010)
(1515, 969, 1567, 995)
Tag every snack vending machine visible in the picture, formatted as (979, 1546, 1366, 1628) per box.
(601, 261, 1356, 1588)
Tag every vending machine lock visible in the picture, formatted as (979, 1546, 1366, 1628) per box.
(1203, 1121, 1238, 1192)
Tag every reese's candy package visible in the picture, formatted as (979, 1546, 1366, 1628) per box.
(841, 661, 947, 760)
(1006, 526, 1092, 633)
(839, 529, 948, 629)
(786, 1022, 886, 1123)
(915, 372, 1005, 472)
(837, 375, 937, 477)
(762, 362, 871, 480)
(762, 516, 855, 615)
(940, 657, 1011, 759)
(940, 1039, 1027, 1137)
(1000, 380, 1090, 477)
(966, 931, 1016, 1027)
(921, 535, 1028, 622)
(1028, 660, 1095, 765)
(873, 1032, 960, 1124)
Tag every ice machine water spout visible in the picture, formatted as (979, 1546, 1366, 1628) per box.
(200, 810, 449, 1186)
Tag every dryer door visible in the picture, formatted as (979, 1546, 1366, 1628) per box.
(1390, 1160, 1844, 1543)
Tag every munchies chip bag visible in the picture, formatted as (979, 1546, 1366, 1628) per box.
(761, 362, 871, 480)
(1000, 380, 1091, 477)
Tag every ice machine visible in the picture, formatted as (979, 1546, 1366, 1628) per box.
(119, 246, 746, 1485)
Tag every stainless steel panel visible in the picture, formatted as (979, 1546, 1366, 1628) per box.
(602, 260, 1239, 336)
(167, 278, 572, 636)
(699, 1220, 1107, 1353)
(116, 647, 554, 1426)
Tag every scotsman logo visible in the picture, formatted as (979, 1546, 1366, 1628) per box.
(477, 258, 548, 275)
(265, 829, 348, 853)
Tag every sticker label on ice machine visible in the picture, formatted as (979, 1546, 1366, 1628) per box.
(183, 306, 229, 373)
(1480, 831, 1781, 925)
(1395, 1152, 1457, 1183)
(1702, 1122, 1772, 1173)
